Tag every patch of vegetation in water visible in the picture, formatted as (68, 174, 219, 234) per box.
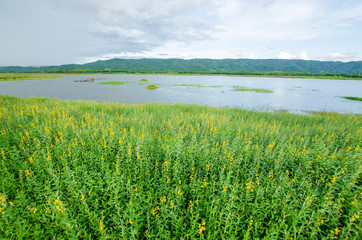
(98, 81, 130, 85)
(0, 73, 63, 81)
(233, 86, 273, 93)
(342, 96, 362, 102)
(145, 84, 160, 89)
(139, 79, 148, 82)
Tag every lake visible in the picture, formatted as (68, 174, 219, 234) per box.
(0, 74, 361, 114)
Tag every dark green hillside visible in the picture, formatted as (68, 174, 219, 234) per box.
(1, 58, 362, 75)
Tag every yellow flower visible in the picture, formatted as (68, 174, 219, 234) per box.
(99, 220, 105, 231)
(198, 221, 206, 234)
(202, 179, 207, 188)
(129, 219, 133, 225)
(80, 195, 85, 201)
(161, 196, 167, 203)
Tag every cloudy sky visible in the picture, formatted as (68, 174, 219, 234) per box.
(1, 0, 362, 66)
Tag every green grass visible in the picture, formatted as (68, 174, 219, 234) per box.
(342, 96, 362, 102)
(139, 79, 148, 82)
(0, 95, 361, 239)
(0, 73, 63, 81)
(145, 84, 160, 89)
(233, 86, 274, 93)
(98, 81, 130, 85)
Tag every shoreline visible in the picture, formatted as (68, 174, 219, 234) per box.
(1, 72, 361, 81)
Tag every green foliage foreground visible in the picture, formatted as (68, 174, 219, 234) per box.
(0, 96, 361, 239)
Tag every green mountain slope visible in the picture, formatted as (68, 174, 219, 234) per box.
(1, 58, 362, 74)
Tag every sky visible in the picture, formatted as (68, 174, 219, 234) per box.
(1, 0, 362, 66)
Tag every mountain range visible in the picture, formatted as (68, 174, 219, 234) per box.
(1, 58, 362, 74)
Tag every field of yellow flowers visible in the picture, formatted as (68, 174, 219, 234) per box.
(0, 95, 361, 239)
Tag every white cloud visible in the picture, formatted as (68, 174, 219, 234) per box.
(300, 51, 310, 60)
(317, 53, 361, 62)
(277, 51, 310, 60)
(277, 52, 297, 60)
(248, 52, 257, 59)
(0, 0, 361, 65)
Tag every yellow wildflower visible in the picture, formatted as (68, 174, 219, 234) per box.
(351, 215, 359, 222)
(99, 220, 105, 231)
(198, 221, 206, 234)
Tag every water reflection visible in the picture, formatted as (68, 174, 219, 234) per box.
(0, 74, 361, 114)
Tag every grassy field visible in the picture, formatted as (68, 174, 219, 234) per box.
(0, 95, 361, 239)
(0, 73, 63, 81)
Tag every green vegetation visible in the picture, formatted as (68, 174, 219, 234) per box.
(139, 79, 148, 82)
(98, 81, 130, 85)
(0, 73, 63, 81)
(145, 84, 160, 89)
(233, 86, 274, 93)
(1, 58, 362, 80)
(0, 95, 361, 239)
(342, 96, 362, 102)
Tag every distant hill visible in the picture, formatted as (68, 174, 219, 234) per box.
(1, 58, 362, 74)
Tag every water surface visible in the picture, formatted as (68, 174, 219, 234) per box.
(0, 74, 361, 114)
